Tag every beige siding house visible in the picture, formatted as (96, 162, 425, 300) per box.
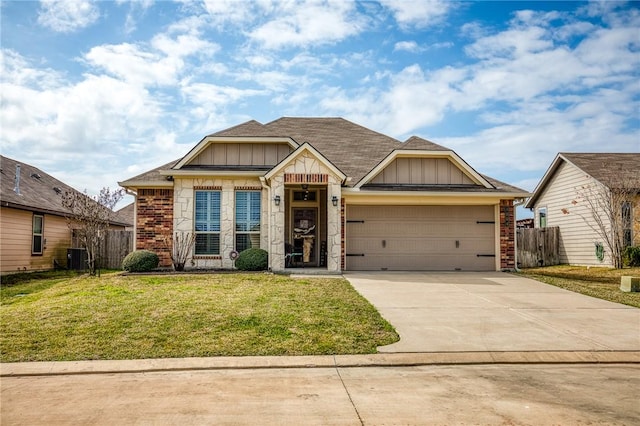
(0, 156, 130, 275)
(120, 117, 530, 273)
(526, 153, 640, 267)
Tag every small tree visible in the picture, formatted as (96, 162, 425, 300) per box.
(574, 174, 639, 269)
(62, 187, 124, 275)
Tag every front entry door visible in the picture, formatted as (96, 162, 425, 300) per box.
(292, 208, 317, 266)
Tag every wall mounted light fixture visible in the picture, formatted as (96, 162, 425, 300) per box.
(274, 195, 281, 206)
(332, 195, 339, 206)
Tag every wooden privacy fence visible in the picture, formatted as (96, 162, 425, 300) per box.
(98, 230, 133, 269)
(70, 230, 133, 270)
(516, 227, 560, 268)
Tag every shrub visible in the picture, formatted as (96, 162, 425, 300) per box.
(623, 246, 640, 267)
(234, 248, 268, 271)
(122, 250, 159, 272)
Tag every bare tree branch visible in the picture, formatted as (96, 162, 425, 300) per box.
(62, 187, 124, 275)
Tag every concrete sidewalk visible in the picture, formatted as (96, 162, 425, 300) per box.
(345, 272, 640, 353)
(2, 351, 640, 377)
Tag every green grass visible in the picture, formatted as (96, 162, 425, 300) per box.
(0, 272, 398, 362)
(519, 265, 640, 308)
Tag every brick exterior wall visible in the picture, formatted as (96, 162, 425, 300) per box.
(136, 188, 173, 267)
(500, 199, 515, 270)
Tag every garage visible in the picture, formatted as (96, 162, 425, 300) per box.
(346, 205, 496, 271)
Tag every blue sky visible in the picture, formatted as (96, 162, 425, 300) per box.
(1, 0, 639, 215)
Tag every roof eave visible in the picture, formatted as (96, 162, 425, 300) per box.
(343, 188, 531, 198)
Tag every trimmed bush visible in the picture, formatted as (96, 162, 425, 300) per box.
(122, 250, 159, 272)
(235, 248, 268, 271)
(623, 246, 640, 267)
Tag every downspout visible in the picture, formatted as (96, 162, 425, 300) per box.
(124, 188, 137, 250)
(513, 197, 527, 272)
(259, 177, 272, 271)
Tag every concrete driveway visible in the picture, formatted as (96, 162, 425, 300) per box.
(345, 272, 640, 353)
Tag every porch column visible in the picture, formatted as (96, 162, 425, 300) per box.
(270, 176, 286, 271)
(326, 180, 342, 272)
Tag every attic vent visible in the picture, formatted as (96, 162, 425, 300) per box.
(53, 187, 62, 194)
(31, 173, 42, 180)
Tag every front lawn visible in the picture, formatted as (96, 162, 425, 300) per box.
(0, 272, 398, 362)
(519, 265, 640, 308)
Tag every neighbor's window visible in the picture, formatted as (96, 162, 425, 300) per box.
(538, 207, 547, 228)
(194, 191, 221, 255)
(32, 214, 43, 255)
(622, 201, 632, 248)
(235, 191, 261, 252)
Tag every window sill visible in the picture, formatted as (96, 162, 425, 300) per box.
(193, 255, 222, 260)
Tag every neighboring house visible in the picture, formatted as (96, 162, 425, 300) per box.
(526, 153, 640, 267)
(119, 117, 529, 273)
(0, 156, 131, 275)
(115, 202, 135, 231)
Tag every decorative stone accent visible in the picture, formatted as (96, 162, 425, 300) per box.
(136, 188, 173, 267)
(173, 177, 265, 270)
(500, 199, 515, 270)
(340, 197, 346, 270)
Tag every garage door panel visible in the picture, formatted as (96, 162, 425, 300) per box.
(346, 205, 496, 271)
(348, 237, 493, 255)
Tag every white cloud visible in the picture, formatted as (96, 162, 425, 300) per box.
(84, 34, 219, 87)
(379, 0, 452, 29)
(37, 0, 100, 33)
(248, 0, 366, 49)
(394, 41, 422, 52)
(202, 0, 257, 25)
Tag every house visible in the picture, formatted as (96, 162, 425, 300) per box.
(525, 153, 640, 267)
(119, 117, 530, 273)
(115, 202, 135, 231)
(0, 155, 131, 275)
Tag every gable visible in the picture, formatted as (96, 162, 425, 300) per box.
(370, 157, 477, 185)
(173, 136, 298, 170)
(264, 142, 346, 183)
(189, 143, 293, 167)
(358, 150, 492, 189)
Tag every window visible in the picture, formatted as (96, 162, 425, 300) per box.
(236, 191, 261, 252)
(32, 214, 43, 255)
(538, 207, 547, 228)
(194, 191, 221, 255)
(622, 201, 633, 248)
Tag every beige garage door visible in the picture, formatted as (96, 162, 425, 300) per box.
(346, 205, 496, 271)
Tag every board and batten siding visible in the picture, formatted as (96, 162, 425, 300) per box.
(532, 161, 613, 266)
(189, 143, 293, 166)
(0, 207, 72, 274)
(370, 157, 476, 185)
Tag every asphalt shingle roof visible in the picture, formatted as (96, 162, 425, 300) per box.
(561, 153, 640, 188)
(1, 155, 131, 226)
(120, 117, 527, 195)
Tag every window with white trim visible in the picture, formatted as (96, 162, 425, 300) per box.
(194, 191, 221, 255)
(235, 191, 261, 252)
(32, 214, 43, 255)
